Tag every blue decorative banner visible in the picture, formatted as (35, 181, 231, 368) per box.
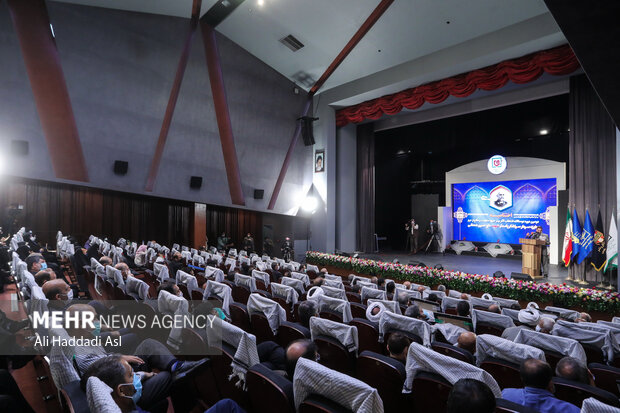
(452, 178, 557, 244)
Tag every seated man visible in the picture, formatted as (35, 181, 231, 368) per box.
(115, 262, 131, 280)
(437, 285, 447, 292)
(447, 378, 496, 413)
(311, 276, 324, 287)
(42, 279, 73, 309)
(385, 281, 395, 300)
(257, 341, 286, 372)
(25, 254, 46, 275)
(555, 356, 594, 386)
(404, 304, 425, 321)
(396, 291, 410, 306)
(34, 269, 56, 287)
(68, 304, 207, 413)
(456, 300, 470, 317)
(402, 281, 411, 290)
(386, 332, 409, 364)
(297, 301, 318, 329)
(576, 312, 592, 323)
(271, 263, 283, 282)
(167, 252, 183, 278)
(537, 317, 555, 334)
(100, 256, 113, 267)
(377, 278, 386, 290)
(82, 355, 244, 413)
(502, 307, 539, 341)
(426, 293, 439, 303)
(457, 332, 476, 355)
(285, 339, 318, 379)
(157, 281, 182, 297)
(502, 358, 580, 413)
(487, 304, 501, 314)
(460, 293, 469, 300)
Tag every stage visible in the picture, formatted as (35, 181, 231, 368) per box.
(356, 250, 602, 288)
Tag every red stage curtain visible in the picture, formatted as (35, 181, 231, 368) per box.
(335, 44, 580, 127)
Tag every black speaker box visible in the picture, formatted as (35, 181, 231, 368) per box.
(254, 189, 264, 199)
(510, 272, 533, 282)
(113, 160, 128, 175)
(11, 140, 29, 156)
(190, 176, 202, 189)
(300, 116, 315, 146)
(493, 271, 505, 278)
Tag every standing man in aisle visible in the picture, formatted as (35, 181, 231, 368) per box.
(405, 219, 419, 254)
(243, 233, 255, 254)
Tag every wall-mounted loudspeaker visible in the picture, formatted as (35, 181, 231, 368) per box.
(510, 272, 533, 282)
(254, 189, 264, 199)
(11, 140, 29, 156)
(299, 116, 318, 146)
(113, 160, 128, 175)
(190, 176, 202, 189)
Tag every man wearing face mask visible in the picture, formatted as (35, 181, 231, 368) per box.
(68, 305, 209, 413)
(26, 254, 66, 286)
(43, 279, 74, 309)
(82, 355, 245, 413)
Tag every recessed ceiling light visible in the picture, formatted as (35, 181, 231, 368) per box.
(539, 129, 549, 135)
(257, 0, 264, 6)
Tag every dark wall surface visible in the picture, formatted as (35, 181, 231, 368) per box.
(0, 1, 312, 214)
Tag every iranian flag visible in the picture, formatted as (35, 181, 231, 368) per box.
(562, 208, 573, 266)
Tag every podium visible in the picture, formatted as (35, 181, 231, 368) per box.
(519, 238, 546, 279)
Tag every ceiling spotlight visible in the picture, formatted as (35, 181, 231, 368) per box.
(539, 129, 549, 135)
(257, 0, 264, 5)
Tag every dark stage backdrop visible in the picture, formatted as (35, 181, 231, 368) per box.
(357, 124, 375, 253)
(411, 194, 439, 248)
(0, 177, 192, 247)
(568, 75, 617, 282)
(205, 206, 262, 254)
(374, 94, 569, 251)
(0, 177, 298, 253)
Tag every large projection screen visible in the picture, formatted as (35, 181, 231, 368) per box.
(452, 178, 557, 244)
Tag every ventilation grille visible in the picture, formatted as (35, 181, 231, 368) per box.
(280, 34, 304, 52)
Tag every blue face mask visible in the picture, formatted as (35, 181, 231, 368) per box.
(40, 262, 47, 270)
(120, 373, 142, 404)
(91, 321, 101, 337)
(214, 308, 226, 320)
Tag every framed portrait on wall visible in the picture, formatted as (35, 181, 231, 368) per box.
(315, 149, 325, 173)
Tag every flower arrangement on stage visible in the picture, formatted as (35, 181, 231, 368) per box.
(306, 251, 620, 313)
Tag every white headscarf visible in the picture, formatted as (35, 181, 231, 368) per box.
(307, 286, 324, 301)
(366, 301, 386, 323)
(518, 302, 540, 326)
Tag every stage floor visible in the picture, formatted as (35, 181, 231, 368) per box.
(360, 250, 576, 286)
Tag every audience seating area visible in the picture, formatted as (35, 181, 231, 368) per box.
(3, 228, 620, 412)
